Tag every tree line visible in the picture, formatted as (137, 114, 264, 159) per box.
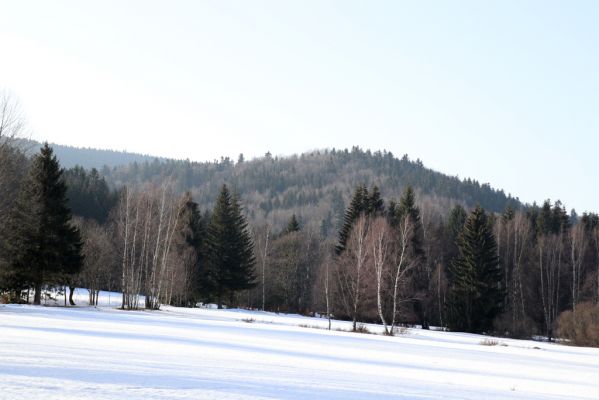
(0, 144, 257, 310)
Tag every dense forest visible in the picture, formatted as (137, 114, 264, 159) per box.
(36, 140, 522, 236)
(2, 99, 599, 347)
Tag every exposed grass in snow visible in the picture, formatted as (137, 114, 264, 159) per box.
(1, 289, 599, 400)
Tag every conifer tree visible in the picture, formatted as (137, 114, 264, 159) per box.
(174, 192, 206, 305)
(446, 204, 467, 240)
(447, 205, 503, 333)
(204, 185, 256, 307)
(4, 143, 83, 304)
(392, 186, 428, 327)
(336, 186, 368, 254)
(285, 214, 301, 234)
(367, 186, 385, 216)
(396, 186, 424, 256)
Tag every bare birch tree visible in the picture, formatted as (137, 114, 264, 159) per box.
(324, 253, 332, 330)
(0, 92, 27, 220)
(511, 213, 531, 325)
(570, 223, 587, 312)
(388, 216, 417, 333)
(537, 234, 565, 341)
(336, 215, 370, 331)
(370, 217, 391, 334)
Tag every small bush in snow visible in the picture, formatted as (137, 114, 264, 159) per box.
(479, 339, 499, 346)
(354, 324, 371, 334)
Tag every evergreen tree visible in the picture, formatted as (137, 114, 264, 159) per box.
(4, 144, 83, 304)
(63, 166, 117, 223)
(285, 214, 301, 234)
(394, 186, 428, 327)
(229, 193, 257, 295)
(447, 205, 503, 333)
(336, 185, 369, 254)
(204, 185, 256, 307)
(446, 204, 467, 241)
(396, 186, 424, 256)
(176, 192, 206, 305)
(367, 186, 385, 216)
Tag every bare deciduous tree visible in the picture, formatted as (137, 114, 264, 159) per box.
(570, 223, 587, 312)
(0, 92, 28, 220)
(511, 214, 531, 323)
(538, 234, 565, 341)
(388, 216, 417, 333)
(370, 217, 391, 334)
(117, 182, 184, 309)
(336, 215, 370, 331)
(77, 219, 118, 306)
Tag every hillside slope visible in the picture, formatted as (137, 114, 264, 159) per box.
(20, 139, 166, 169)
(99, 147, 521, 232)
(21, 142, 521, 232)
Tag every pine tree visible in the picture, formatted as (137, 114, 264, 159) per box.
(204, 185, 256, 308)
(4, 143, 83, 304)
(285, 214, 301, 234)
(447, 205, 503, 333)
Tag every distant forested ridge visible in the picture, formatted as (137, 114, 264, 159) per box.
(95, 147, 520, 233)
(20, 139, 166, 170)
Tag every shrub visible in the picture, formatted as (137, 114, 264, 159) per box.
(557, 302, 599, 347)
(493, 311, 536, 339)
(479, 338, 499, 346)
(354, 323, 371, 334)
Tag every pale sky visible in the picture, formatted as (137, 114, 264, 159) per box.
(1, 1, 598, 212)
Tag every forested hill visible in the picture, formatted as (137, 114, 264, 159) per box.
(20, 139, 165, 169)
(93, 147, 520, 233)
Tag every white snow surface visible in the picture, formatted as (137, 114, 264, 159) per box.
(1, 289, 598, 400)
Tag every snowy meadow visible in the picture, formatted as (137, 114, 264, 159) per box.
(1, 290, 598, 400)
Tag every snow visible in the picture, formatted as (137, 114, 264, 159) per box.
(1, 289, 598, 400)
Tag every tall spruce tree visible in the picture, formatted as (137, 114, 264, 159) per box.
(175, 192, 206, 305)
(447, 205, 503, 333)
(336, 185, 384, 254)
(391, 186, 428, 327)
(367, 186, 385, 216)
(336, 186, 368, 254)
(204, 185, 256, 308)
(285, 214, 301, 234)
(4, 143, 83, 304)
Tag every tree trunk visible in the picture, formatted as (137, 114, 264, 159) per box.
(69, 286, 76, 306)
(229, 291, 235, 309)
(33, 282, 42, 305)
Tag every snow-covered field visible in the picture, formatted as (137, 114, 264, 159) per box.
(1, 290, 598, 400)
